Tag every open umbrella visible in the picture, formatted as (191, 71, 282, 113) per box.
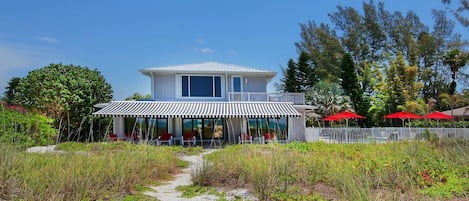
(323, 111, 365, 142)
(324, 111, 365, 125)
(423, 111, 453, 127)
(323, 111, 366, 128)
(423, 111, 453, 120)
(383, 111, 421, 127)
(323, 115, 341, 121)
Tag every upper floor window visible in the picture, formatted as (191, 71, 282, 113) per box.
(181, 75, 222, 97)
(232, 76, 242, 92)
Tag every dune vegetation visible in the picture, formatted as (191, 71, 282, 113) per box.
(0, 142, 194, 201)
(196, 140, 469, 201)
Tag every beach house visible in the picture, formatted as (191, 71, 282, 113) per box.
(93, 62, 313, 144)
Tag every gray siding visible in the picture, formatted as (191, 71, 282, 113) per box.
(153, 73, 268, 101)
(289, 116, 306, 141)
(154, 74, 176, 100)
(243, 76, 267, 92)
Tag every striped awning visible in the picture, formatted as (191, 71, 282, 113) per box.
(93, 101, 301, 118)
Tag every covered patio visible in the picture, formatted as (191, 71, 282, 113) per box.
(93, 101, 302, 145)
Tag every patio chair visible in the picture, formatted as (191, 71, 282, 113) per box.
(108, 133, 118, 142)
(125, 133, 140, 142)
(182, 132, 196, 146)
(238, 133, 253, 144)
(262, 132, 276, 144)
(156, 133, 173, 145)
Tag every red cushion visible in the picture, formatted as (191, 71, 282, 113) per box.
(183, 133, 194, 140)
(264, 133, 274, 140)
(159, 133, 172, 141)
(240, 133, 251, 140)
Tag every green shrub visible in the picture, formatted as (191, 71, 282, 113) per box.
(0, 105, 56, 147)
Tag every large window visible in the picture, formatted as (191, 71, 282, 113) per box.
(125, 118, 168, 140)
(181, 75, 222, 98)
(247, 118, 288, 140)
(183, 118, 224, 139)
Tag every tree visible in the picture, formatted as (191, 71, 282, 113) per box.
(13, 63, 113, 142)
(306, 81, 351, 117)
(340, 53, 371, 126)
(295, 21, 343, 82)
(442, 48, 468, 94)
(125, 93, 151, 101)
(296, 51, 316, 92)
(3, 77, 21, 104)
(278, 59, 300, 92)
(442, 0, 469, 27)
(340, 53, 363, 111)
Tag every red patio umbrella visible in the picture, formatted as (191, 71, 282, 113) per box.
(383, 111, 421, 127)
(323, 111, 365, 126)
(423, 111, 453, 127)
(423, 111, 453, 120)
(323, 116, 341, 121)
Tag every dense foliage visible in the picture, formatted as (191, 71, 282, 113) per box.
(9, 63, 113, 142)
(0, 142, 187, 201)
(0, 103, 56, 147)
(280, 1, 469, 124)
(198, 140, 469, 200)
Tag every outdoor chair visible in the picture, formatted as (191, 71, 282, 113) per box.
(156, 133, 173, 145)
(108, 133, 118, 142)
(182, 132, 196, 146)
(262, 132, 276, 144)
(238, 133, 253, 144)
(124, 133, 140, 142)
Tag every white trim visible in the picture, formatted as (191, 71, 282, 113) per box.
(176, 74, 226, 100)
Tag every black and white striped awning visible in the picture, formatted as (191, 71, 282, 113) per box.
(93, 101, 301, 118)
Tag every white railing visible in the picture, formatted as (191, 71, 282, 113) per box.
(305, 127, 469, 143)
(228, 92, 305, 104)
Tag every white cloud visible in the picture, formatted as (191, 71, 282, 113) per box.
(37, 36, 59, 43)
(198, 47, 214, 54)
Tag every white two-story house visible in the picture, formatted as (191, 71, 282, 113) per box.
(94, 62, 312, 144)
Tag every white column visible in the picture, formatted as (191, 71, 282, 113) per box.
(113, 117, 125, 139)
(151, 72, 155, 100)
(174, 118, 182, 138)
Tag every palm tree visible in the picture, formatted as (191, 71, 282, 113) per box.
(442, 49, 468, 95)
(439, 93, 465, 118)
(307, 81, 352, 117)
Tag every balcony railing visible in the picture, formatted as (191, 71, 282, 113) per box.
(228, 92, 305, 104)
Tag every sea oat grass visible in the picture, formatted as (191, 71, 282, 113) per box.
(201, 140, 469, 200)
(0, 142, 186, 201)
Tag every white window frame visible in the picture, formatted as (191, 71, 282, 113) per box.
(176, 74, 225, 99)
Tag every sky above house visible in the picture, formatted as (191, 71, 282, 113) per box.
(0, 0, 467, 100)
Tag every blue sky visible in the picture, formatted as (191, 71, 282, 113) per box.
(0, 0, 467, 100)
